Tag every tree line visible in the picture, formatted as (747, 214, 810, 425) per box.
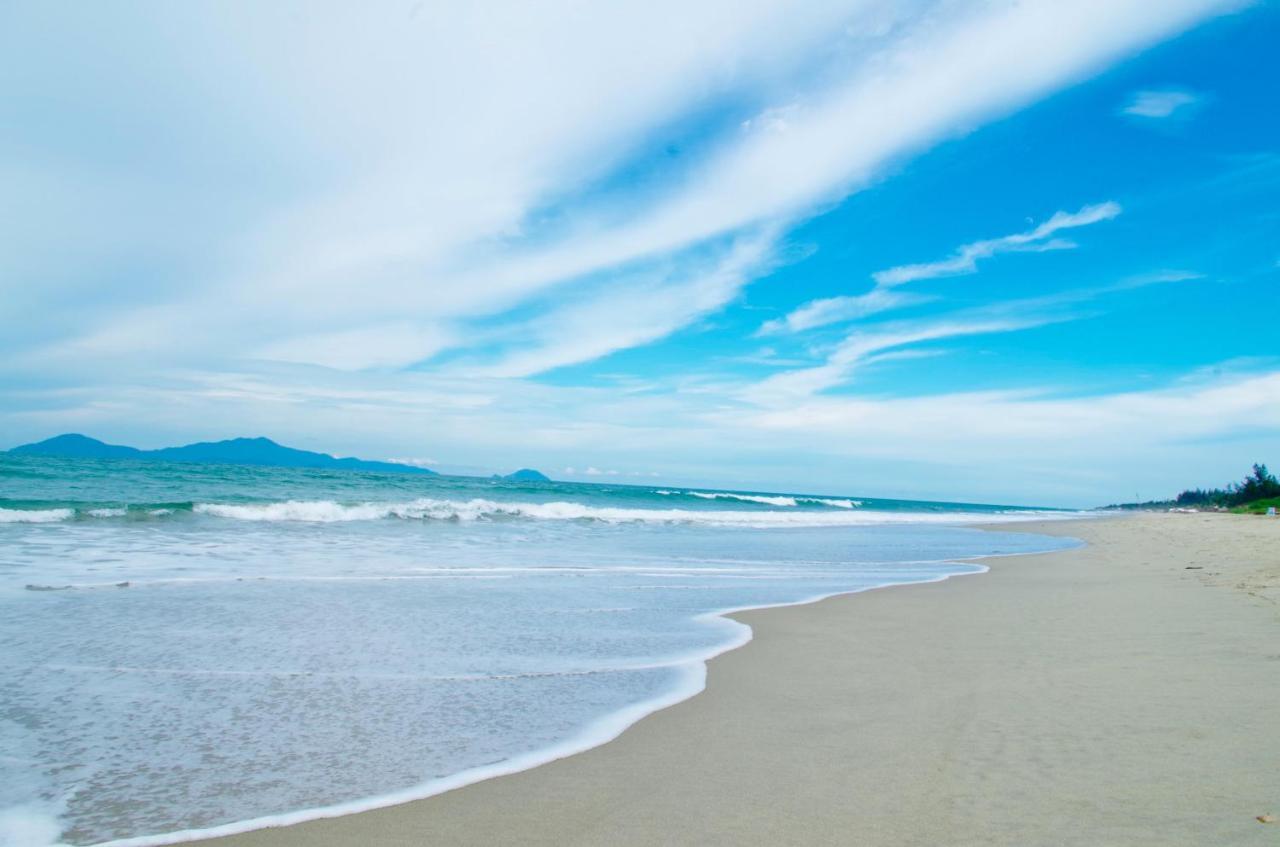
(1108, 463, 1279, 510)
(1175, 463, 1280, 507)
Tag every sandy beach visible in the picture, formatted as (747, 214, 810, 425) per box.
(195, 513, 1280, 847)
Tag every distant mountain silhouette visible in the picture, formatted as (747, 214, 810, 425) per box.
(499, 468, 551, 482)
(13, 433, 144, 459)
(8, 434, 436, 475)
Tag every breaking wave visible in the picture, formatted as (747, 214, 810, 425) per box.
(0, 507, 75, 524)
(800, 497, 861, 509)
(658, 490, 861, 508)
(0, 506, 177, 523)
(189, 498, 1066, 527)
(1, 498, 1073, 527)
(689, 491, 797, 506)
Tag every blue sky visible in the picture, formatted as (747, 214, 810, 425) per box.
(2, 0, 1277, 506)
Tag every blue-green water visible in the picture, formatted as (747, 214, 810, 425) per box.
(0, 455, 1080, 845)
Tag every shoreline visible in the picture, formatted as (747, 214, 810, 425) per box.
(166, 514, 1277, 844)
(91, 525, 1027, 847)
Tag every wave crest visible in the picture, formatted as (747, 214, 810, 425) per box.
(0, 507, 75, 524)
(658, 490, 861, 509)
(1, 499, 1072, 527)
(799, 497, 861, 509)
(186, 498, 1065, 527)
(688, 491, 797, 506)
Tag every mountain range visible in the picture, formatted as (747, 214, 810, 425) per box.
(7, 434, 438, 475)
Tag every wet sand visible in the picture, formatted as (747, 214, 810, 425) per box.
(196, 512, 1280, 846)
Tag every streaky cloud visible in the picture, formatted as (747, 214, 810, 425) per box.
(1122, 88, 1201, 118)
(758, 289, 932, 336)
(872, 201, 1121, 287)
(10, 0, 1231, 373)
(764, 200, 1120, 337)
(469, 230, 778, 378)
(744, 265, 1210, 403)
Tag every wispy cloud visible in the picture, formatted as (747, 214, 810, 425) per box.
(746, 268, 1206, 401)
(873, 201, 1121, 286)
(738, 371, 1280, 457)
(472, 230, 777, 378)
(563, 466, 657, 478)
(256, 322, 455, 371)
(758, 288, 931, 335)
(747, 311, 1065, 402)
(7, 353, 1274, 506)
(762, 201, 1120, 336)
(1122, 88, 1201, 118)
(389, 457, 440, 468)
(6, 1, 1229, 374)
(0, 0, 1255, 506)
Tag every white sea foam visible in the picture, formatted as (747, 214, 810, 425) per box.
(798, 497, 861, 508)
(188, 498, 1074, 527)
(87, 507, 128, 518)
(0, 801, 64, 847)
(80, 564, 995, 847)
(2, 457, 1090, 846)
(0, 498, 1071, 527)
(0, 507, 74, 524)
(687, 491, 798, 506)
(193, 501, 402, 522)
(661, 490, 860, 509)
(3, 491, 1083, 846)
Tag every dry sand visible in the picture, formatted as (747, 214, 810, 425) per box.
(197, 513, 1280, 846)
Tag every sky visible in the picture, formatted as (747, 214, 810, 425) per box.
(1, 0, 1277, 507)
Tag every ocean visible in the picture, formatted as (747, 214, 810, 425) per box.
(0, 455, 1081, 846)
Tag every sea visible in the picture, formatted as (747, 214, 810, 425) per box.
(0, 454, 1082, 846)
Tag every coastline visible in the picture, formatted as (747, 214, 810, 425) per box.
(180, 513, 1279, 845)
(91, 528, 1006, 847)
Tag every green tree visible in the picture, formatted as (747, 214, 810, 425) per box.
(1231, 463, 1280, 505)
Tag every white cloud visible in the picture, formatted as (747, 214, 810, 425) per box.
(7, 0, 1232, 373)
(0, 0, 1256, 506)
(762, 201, 1120, 336)
(737, 371, 1280, 453)
(872, 202, 1121, 286)
(388, 457, 439, 468)
(1122, 88, 1201, 118)
(746, 312, 1064, 402)
(745, 268, 1209, 401)
(758, 288, 929, 335)
(256, 322, 455, 371)
(5, 354, 1275, 506)
(472, 229, 776, 377)
(560, 465, 631, 478)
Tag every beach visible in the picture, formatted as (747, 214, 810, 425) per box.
(1, 458, 1078, 844)
(191, 512, 1280, 846)
(9, 2, 1277, 844)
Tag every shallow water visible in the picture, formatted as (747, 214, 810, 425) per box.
(0, 455, 1079, 845)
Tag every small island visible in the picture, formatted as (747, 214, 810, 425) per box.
(496, 468, 552, 482)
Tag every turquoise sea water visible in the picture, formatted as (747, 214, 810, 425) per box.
(0, 455, 1081, 846)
